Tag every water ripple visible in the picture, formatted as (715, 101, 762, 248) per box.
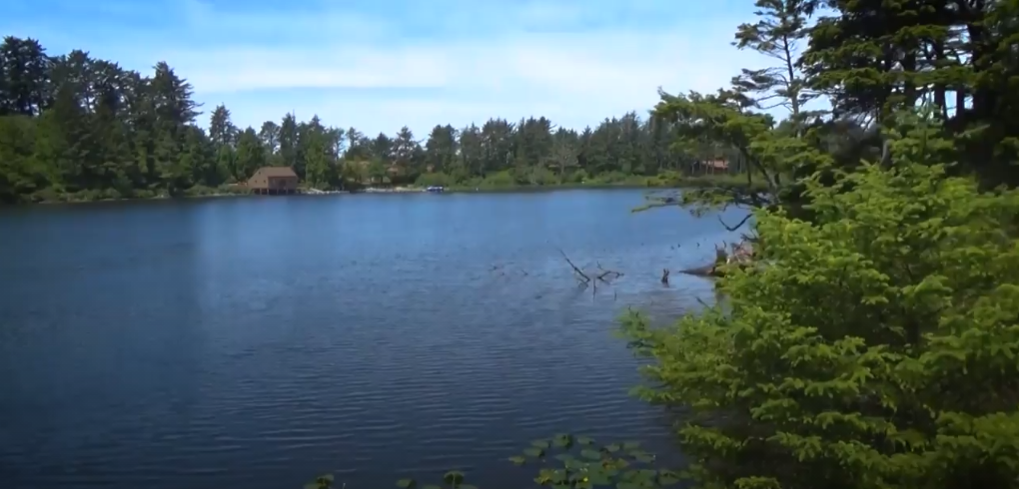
(0, 190, 747, 489)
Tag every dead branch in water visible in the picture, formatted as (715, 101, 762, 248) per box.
(595, 262, 624, 283)
(556, 249, 625, 296)
(558, 248, 591, 283)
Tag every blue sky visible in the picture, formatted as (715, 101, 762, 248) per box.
(4, 0, 770, 137)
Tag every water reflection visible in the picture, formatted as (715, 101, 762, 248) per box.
(0, 190, 746, 489)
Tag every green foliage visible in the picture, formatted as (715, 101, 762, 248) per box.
(621, 130, 1019, 489)
(304, 473, 335, 489)
(365, 436, 673, 489)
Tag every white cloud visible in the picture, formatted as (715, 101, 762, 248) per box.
(172, 31, 762, 134)
(6, 0, 770, 136)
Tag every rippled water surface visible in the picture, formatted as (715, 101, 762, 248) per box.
(0, 189, 746, 489)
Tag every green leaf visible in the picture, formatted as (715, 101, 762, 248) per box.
(508, 456, 526, 465)
(581, 449, 602, 460)
(523, 447, 545, 458)
(563, 458, 588, 471)
(554, 453, 574, 462)
(629, 450, 655, 463)
(443, 471, 465, 485)
(616, 483, 640, 489)
(577, 436, 595, 445)
(531, 439, 551, 448)
(589, 472, 612, 486)
(605, 458, 629, 470)
(423, 485, 443, 489)
(552, 433, 574, 448)
(396, 479, 416, 489)
(657, 470, 680, 486)
(621, 442, 640, 450)
(604, 443, 621, 453)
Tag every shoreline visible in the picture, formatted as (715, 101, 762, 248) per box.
(14, 178, 758, 206)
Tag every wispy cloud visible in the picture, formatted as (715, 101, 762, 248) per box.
(3, 0, 769, 136)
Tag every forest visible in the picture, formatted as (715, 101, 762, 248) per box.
(0, 36, 751, 204)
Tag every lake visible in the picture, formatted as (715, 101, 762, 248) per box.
(0, 189, 747, 489)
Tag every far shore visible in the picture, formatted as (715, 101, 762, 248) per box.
(17, 176, 762, 206)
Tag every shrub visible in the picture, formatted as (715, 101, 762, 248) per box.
(621, 157, 1019, 489)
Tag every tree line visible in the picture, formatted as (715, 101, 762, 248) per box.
(0, 37, 755, 204)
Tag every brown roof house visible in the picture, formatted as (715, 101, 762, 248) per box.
(698, 159, 729, 174)
(247, 166, 299, 194)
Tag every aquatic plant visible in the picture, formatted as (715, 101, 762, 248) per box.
(302, 434, 675, 489)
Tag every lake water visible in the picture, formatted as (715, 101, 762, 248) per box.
(0, 189, 747, 489)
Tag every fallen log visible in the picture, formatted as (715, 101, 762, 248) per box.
(679, 262, 722, 277)
(678, 239, 755, 278)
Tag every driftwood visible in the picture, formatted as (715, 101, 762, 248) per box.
(559, 249, 591, 282)
(679, 239, 755, 278)
(558, 249, 624, 294)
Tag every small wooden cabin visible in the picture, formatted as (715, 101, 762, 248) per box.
(247, 166, 299, 194)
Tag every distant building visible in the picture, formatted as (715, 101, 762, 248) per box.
(247, 166, 299, 194)
(698, 159, 729, 174)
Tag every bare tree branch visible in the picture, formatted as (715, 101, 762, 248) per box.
(558, 248, 590, 283)
(719, 213, 754, 231)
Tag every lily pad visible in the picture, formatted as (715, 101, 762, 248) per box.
(589, 472, 612, 486)
(531, 439, 551, 448)
(577, 436, 595, 445)
(630, 451, 655, 464)
(657, 470, 680, 486)
(443, 471, 465, 485)
(563, 458, 588, 471)
(523, 447, 545, 458)
(581, 449, 602, 460)
(508, 455, 526, 465)
(396, 479, 416, 489)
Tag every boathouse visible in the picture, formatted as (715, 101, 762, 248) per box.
(247, 166, 299, 194)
